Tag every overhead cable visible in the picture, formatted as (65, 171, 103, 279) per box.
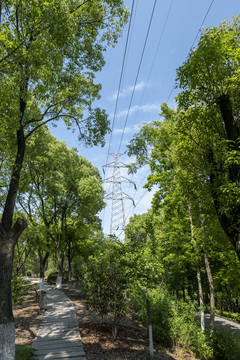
(166, 0, 215, 103)
(118, 0, 157, 154)
(105, 0, 135, 166)
(102, 0, 135, 230)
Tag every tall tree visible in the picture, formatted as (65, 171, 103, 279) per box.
(0, 1, 128, 357)
(176, 16, 240, 262)
(18, 129, 105, 289)
(127, 104, 220, 329)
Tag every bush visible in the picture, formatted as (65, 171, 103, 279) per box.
(11, 276, 31, 304)
(171, 301, 212, 359)
(130, 286, 173, 346)
(15, 346, 33, 360)
(72, 257, 89, 294)
(47, 271, 69, 284)
(130, 288, 212, 359)
(210, 329, 240, 360)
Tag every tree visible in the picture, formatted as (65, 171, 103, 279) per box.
(84, 238, 128, 340)
(125, 212, 162, 359)
(0, 1, 128, 357)
(176, 16, 240, 262)
(18, 128, 105, 289)
(127, 104, 220, 330)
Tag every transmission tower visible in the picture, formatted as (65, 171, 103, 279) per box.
(103, 153, 136, 237)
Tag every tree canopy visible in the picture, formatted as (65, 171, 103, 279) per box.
(0, 1, 128, 358)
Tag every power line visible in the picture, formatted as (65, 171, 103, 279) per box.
(123, 0, 216, 227)
(103, 0, 156, 231)
(166, 0, 215, 104)
(132, 0, 174, 122)
(105, 0, 135, 167)
(102, 1, 135, 231)
(125, 168, 150, 219)
(118, 0, 157, 153)
(124, 0, 174, 201)
(190, 0, 215, 51)
(103, 0, 216, 234)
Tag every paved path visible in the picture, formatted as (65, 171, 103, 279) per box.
(32, 285, 86, 360)
(205, 314, 240, 334)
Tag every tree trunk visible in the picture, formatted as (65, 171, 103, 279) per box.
(196, 260, 205, 332)
(55, 210, 68, 290)
(146, 287, 154, 359)
(198, 211, 215, 330)
(38, 247, 50, 291)
(203, 249, 215, 329)
(0, 127, 27, 359)
(0, 230, 15, 360)
(39, 290, 47, 311)
(67, 237, 73, 282)
(186, 200, 205, 332)
(56, 247, 64, 290)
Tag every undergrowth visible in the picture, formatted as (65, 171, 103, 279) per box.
(129, 287, 240, 359)
(15, 346, 33, 360)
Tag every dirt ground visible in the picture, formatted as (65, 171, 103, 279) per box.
(13, 283, 43, 348)
(14, 282, 198, 360)
(63, 284, 198, 360)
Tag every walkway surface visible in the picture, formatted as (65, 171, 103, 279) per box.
(205, 314, 240, 334)
(32, 285, 86, 360)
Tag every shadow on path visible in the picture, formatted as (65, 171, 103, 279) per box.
(32, 285, 86, 360)
(205, 314, 240, 334)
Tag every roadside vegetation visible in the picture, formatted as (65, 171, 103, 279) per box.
(15, 346, 33, 360)
(0, 7, 239, 360)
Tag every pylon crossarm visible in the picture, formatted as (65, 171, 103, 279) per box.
(121, 176, 137, 189)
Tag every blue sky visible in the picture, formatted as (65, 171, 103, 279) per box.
(50, 0, 240, 238)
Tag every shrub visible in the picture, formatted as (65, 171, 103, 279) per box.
(15, 346, 33, 360)
(11, 276, 31, 304)
(171, 301, 212, 359)
(130, 288, 212, 359)
(72, 257, 89, 294)
(150, 290, 174, 346)
(130, 287, 174, 346)
(47, 271, 69, 284)
(82, 241, 129, 340)
(210, 329, 240, 360)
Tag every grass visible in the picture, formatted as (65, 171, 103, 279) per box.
(15, 345, 34, 360)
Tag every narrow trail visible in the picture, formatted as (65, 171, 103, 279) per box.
(32, 285, 86, 360)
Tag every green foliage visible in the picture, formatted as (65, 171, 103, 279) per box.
(130, 287, 174, 346)
(124, 212, 163, 288)
(0, 0, 129, 148)
(129, 287, 213, 359)
(82, 239, 128, 328)
(15, 346, 33, 360)
(210, 329, 240, 360)
(215, 310, 240, 324)
(47, 271, 69, 284)
(11, 276, 30, 304)
(175, 16, 240, 261)
(171, 301, 212, 359)
(18, 128, 106, 286)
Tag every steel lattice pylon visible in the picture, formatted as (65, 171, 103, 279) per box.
(103, 153, 136, 237)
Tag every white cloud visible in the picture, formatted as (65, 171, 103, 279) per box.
(113, 123, 142, 135)
(108, 81, 146, 101)
(115, 103, 161, 118)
